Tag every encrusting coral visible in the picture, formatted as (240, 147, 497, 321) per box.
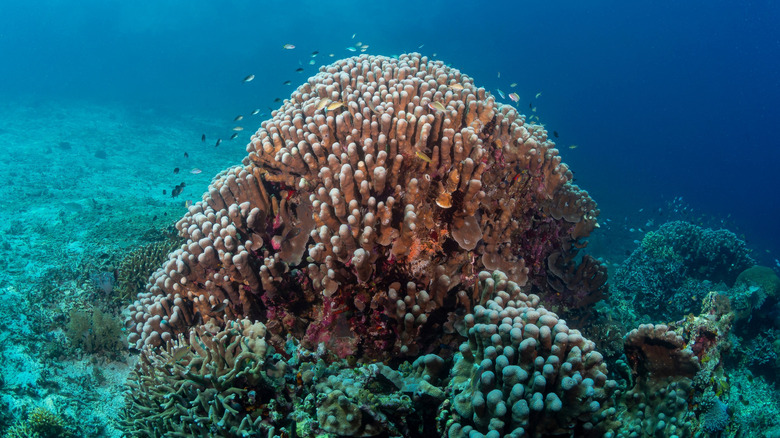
(125, 53, 601, 362)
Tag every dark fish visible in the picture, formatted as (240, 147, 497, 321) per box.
(173, 167, 180, 174)
(311, 51, 319, 56)
(230, 133, 238, 140)
(172, 182, 186, 198)
(243, 74, 255, 82)
(553, 131, 559, 138)
(234, 115, 243, 121)
(128, 347, 141, 354)
(283, 80, 291, 85)
(162, 190, 167, 195)
(274, 98, 281, 103)
(211, 302, 227, 313)
(295, 67, 304, 73)
(215, 138, 222, 147)
(529, 102, 532, 109)
(193, 311, 203, 325)
(201, 134, 206, 142)
(184, 152, 189, 159)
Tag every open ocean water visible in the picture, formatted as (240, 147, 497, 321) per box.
(1, 1, 779, 437)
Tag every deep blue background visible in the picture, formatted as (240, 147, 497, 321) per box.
(1, 0, 778, 263)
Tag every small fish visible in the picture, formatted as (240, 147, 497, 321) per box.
(449, 83, 464, 90)
(243, 74, 255, 82)
(167, 345, 191, 364)
(215, 138, 222, 147)
(283, 44, 295, 49)
(352, 33, 356, 39)
(295, 67, 304, 73)
(185, 200, 192, 208)
(508, 93, 519, 102)
(283, 80, 291, 85)
(162, 189, 167, 195)
(497, 71, 501, 78)
(211, 302, 227, 313)
(171, 183, 185, 198)
(569, 144, 578, 149)
(201, 134, 205, 142)
(316, 98, 332, 110)
(346, 46, 357, 52)
(251, 109, 260, 115)
(128, 347, 141, 354)
(427, 101, 446, 112)
(190, 168, 202, 174)
(360, 44, 369, 49)
(274, 97, 281, 102)
(173, 167, 180, 174)
(553, 131, 559, 138)
(418, 44, 424, 49)
(327, 101, 345, 110)
(529, 103, 533, 109)
(184, 152, 189, 159)
(309, 59, 316, 65)
(356, 42, 363, 47)
(432, 52, 437, 57)
(497, 89, 506, 99)
(535, 92, 542, 99)
(415, 150, 432, 163)
(311, 51, 319, 56)
(230, 133, 238, 140)
(233, 115, 243, 121)
(232, 126, 244, 131)
(510, 83, 517, 88)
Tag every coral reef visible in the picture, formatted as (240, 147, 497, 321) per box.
(114, 235, 184, 303)
(125, 53, 600, 362)
(123, 318, 285, 437)
(611, 221, 754, 322)
(65, 308, 124, 357)
(443, 271, 617, 437)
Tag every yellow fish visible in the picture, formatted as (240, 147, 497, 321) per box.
(327, 101, 345, 110)
(415, 150, 432, 163)
(316, 98, 331, 110)
(428, 101, 446, 112)
(569, 144, 578, 149)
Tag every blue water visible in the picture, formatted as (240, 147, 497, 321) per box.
(3, 0, 777, 261)
(2, 1, 780, 435)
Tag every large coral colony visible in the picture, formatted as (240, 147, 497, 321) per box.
(121, 53, 768, 437)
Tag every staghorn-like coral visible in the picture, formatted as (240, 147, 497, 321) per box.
(122, 319, 287, 437)
(125, 53, 600, 362)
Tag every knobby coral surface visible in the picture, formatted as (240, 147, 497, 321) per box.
(125, 53, 599, 362)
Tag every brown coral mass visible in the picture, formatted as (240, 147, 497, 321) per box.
(126, 53, 599, 360)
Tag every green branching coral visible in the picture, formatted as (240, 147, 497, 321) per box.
(114, 235, 183, 303)
(65, 308, 124, 357)
(640, 230, 681, 262)
(4, 407, 73, 438)
(122, 319, 285, 437)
